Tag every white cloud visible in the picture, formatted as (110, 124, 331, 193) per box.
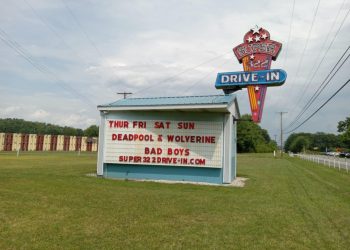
(30, 109, 50, 119)
(0, 0, 349, 138)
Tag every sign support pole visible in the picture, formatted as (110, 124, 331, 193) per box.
(277, 111, 287, 157)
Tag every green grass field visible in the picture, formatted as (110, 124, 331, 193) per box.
(0, 152, 349, 249)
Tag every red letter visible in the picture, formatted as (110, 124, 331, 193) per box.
(145, 147, 150, 154)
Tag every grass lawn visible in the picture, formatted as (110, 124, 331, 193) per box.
(0, 152, 349, 249)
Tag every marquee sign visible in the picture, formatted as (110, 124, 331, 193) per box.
(215, 69, 287, 89)
(104, 119, 223, 168)
(216, 25, 287, 123)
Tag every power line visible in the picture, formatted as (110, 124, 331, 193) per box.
(297, 0, 347, 94)
(282, 0, 296, 68)
(22, 0, 89, 63)
(60, 0, 104, 58)
(276, 112, 288, 156)
(288, 0, 321, 86)
(288, 3, 350, 116)
(182, 58, 231, 95)
(287, 52, 349, 129)
(0, 27, 96, 108)
(133, 51, 232, 96)
(285, 46, 350, 129)
(285, 78, 350, 134)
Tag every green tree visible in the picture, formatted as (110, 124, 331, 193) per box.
(338, 117, 350, 149)
(289, 136, 310, 153)
(76, 129, 84, 136)
(285, 131, 344, 153)
(84, 125, 99, 137)
(237, 114, 276, 153)
(285, 133, 312, 152)
(310, 132, 341, 151)
(0, 118, 92, 136)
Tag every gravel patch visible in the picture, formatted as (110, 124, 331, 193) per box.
(86, 173, 248, 187)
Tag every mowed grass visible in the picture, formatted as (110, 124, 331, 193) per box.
(0, 152, 350, 249)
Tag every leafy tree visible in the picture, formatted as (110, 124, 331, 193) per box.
(62, 126, 77, 136)
(261, 129, 271, 142)
(310, 132, 341, 151)
(84, 125, 99, 137)
(45, 124, 62, 135)
(237, 114, 276, 153)
(285, 133, 310, 152)
(0, 118, 95, 136)
(285, 131, 344, 152)
(289, 136, 310, 153)
(338, 117, 350, 132)
(76, 129, 84, 136)
(338, 117, 350, 149)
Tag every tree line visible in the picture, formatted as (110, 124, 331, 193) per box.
(237, 114, 277, 153)
(1, 115, 278, 153)
(285, 117, 350, 153)
(0, 118, 99, 137)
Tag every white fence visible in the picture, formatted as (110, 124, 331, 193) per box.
(293, 153, 349, 173)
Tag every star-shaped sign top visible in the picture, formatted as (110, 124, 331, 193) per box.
(246, 36, 253, 43)
(251, 25, 261, 34)
(261, 33, 268, 40)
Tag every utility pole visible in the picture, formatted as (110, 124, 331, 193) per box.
(276, 112, 287, 157)
(117, 92, 132, 99)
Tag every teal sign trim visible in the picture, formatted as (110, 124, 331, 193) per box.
(215, 69, 287, 89)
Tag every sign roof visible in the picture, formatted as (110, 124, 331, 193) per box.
(99, 95, 236, 108)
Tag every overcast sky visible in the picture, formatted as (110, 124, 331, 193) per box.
(0, 0, 349, 141)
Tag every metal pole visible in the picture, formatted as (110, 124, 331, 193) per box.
(280, 113, 283, 157)
(277, 112, 287, 157)
(117, 92, 133, 99)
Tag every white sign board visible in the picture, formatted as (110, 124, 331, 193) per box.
(104, 119, 223, 168)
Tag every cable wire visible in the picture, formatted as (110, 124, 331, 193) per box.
(0, 28, 96, 108)
(182, 58, 231, 95)
(289, 3, 350, 116)
(133, 51, 232, 96)
(290, 0, 321, 82)
(60, 0, 104, 58)
(22, 0, 89, 63)
(286, 46, 350, 129)
(286, 6, 350, 128)
(299, 0, 347, 89)
(285, 77, 350, 134)
(282, 0, 296, 68)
